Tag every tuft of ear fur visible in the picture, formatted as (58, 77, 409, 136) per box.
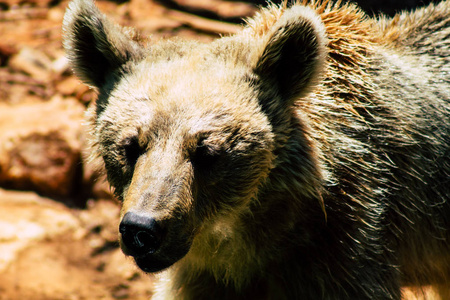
(254, 5, 327, 106)
(62, 0, 144, 89)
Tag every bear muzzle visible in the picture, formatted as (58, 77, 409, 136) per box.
(119, 211, 193, 273)
(119, 212, 164, 257)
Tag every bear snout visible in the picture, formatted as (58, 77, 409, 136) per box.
(119, 211, 193, 273)
(119, 212, 164, 257)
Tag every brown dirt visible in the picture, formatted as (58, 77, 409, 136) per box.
(0, 190, 154, 299)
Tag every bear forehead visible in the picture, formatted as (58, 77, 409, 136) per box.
(103, 51, 260, 120)
(100, 97, 266, 139)
(128, 56, 250, 97)
(99, 81, 269, 145)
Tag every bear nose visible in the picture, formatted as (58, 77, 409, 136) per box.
(119, 212, 163, 256)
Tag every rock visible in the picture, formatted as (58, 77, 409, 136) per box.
(0, 0, 56, 8)
(167, 0, 256, 21)
(0, 97, 85, 198)
(55, 76, 83, 96)
(55, 75, 97, 105)
(9, 47, 53, 82)
(51, 55, 71, 77)
(83, 165, 114, 200)
(0, 189, 81, 272)
(0, 43, 16, 66)
(0, 193, 153, 299)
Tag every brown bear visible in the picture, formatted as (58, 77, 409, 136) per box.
(63, 0, 450, 299)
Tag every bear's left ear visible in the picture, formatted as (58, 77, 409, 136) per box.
(62, 0, 145, 89)
(254, 6, 327, 106)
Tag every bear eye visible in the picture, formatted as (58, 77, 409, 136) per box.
(191, 137, 220, 170)
(122, 137, 142, 167)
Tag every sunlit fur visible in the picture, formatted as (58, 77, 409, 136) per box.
(64, 0, 449, 299)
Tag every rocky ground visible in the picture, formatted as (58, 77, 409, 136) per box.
(0, 0, 442, 299)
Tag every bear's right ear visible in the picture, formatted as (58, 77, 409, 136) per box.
(63, 0, 144, 89)
(253, 6, 327, 108)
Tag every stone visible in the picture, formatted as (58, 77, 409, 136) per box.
(8, 47, 53, 82)
(0, 189, 81, 272)
(0, 97, 84, 198)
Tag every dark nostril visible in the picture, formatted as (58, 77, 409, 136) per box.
(135, 231, 152, 248)
(119, 212, 164, 256)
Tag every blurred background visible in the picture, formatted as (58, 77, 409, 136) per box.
(0, 0, 442, 299)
